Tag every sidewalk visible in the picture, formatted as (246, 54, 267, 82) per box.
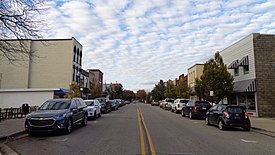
(250, 116, 275, 137)
(0, 118, 25, 141)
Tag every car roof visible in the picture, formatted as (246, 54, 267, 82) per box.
(47, 99, 71, 101)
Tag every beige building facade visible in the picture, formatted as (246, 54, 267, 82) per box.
(0, 38, 82, 90)
(187, 64, 204, 100)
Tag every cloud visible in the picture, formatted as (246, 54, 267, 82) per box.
(42, 0, 275, 91)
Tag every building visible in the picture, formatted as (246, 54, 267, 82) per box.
(88, 69, 104, 98)
(187, 64, 204, 100)
(111, 83, 123, 92)
(220, 33, 275, 117)
(0, 38, 87, 107)
(176, 74, 188, 85)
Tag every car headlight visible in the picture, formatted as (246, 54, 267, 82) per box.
(57, 113, 66, 119)
(26, 114, 31, 119)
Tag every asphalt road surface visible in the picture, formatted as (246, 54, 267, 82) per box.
(5, 102, 275, 155)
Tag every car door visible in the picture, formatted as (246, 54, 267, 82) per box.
(207, 105, 217, 124)
(70, 100, 79, 123)
(213, 105, 223, 125)
(94, 100, 100, 115)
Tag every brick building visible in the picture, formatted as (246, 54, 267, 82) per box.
(220, 33, 275, 117)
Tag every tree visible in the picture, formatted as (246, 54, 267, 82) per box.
(123, 90, 136, 101)
(0, 0, 46, 63)
(195, 52, 234, 103)
(164, 80, 176, 98)
(136, 89, 146, 102)
(175, 79, 188, 98)
(151, 80, 166, 102)
(64, 82, 81, 98)
(111, 85, 123, 99)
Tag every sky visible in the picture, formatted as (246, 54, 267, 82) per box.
(41, 0, 275, 92)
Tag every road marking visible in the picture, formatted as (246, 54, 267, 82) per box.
(52, 138, 68, 142)
(137, 108, 146, 155)
(240, 139, 257, 143)
(138, 107, 156, 155)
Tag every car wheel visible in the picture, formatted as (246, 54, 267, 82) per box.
(81, 115, 88, 126)
(181, 110, 185, 117)
(93, 111, 97, 119)
(189, 112, 193, 119)
(65, 119, 73, 134)
(218, 120, 225, 130)
(98, 112, 101, 118)
(243, 126, 251, 131)
(205, 116, 210, 125)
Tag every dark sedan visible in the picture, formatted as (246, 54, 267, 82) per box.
(206, 104, 251, 131)
(181, 100, 212, 119)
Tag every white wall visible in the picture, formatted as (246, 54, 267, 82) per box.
(0, 91, 54, 108)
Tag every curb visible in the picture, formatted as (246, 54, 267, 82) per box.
(0, 130, 26, 142)
(251, 127, 275, 138)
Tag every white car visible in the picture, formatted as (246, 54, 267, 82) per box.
(84, 100, 101, 119)
(171, 99, 189, 114)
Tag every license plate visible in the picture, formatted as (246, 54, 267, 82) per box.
(202, 107, 206, 110)
(235, 117, 240, 119)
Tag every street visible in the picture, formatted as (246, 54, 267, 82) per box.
(5, 102, 275, 155)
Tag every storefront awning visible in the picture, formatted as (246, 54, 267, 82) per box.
(233, 79, 256, 92)
(239, 56, 249, 66)
(54, 88, 70, 95)
(228, 59, 239, 69)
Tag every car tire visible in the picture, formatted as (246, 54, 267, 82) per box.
(98, 112, 101, 118)
(181, 110, 185, 117)
(205, 116, 210, 125)
(81, 115, 88, 126)
(65, 119, 73, 134)
(243, 126, 251, 131)
(218, 120, 225, 130)
(93, 111, 97, 119)
(189, 112, 193, 119)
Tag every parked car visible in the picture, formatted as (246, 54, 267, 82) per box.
(181, 100, 212, 119)
(163, 98, 174, 110)
(95, 97, 112, 113)
(151, 100, 159, 106)
(206, 104, 251, 131)
(84, 100, 101, 119)
(115, 99, 125, 107)
(171, 99, 189, 114)
(109, 100, 119, 111)
(125, 100, 131, 104)
(25, 98, 88, 135)
(159, 100, 165, 108)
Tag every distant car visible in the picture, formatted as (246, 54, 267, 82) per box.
(109, 100, 119, 111)
(124, 100, 131, 104)
(206, 104, 251, 131)
(159, 100, 165, 108)
(115, 99, 125, 107)
(163, 98, 174, 110)
(181, 100, 212, 119)
(95, 97, 112, 113)
(25, 98, 88, 135)
(171, 99, 189, 114)
(84, 100, 101, 119)
(151, 100, 159, 106)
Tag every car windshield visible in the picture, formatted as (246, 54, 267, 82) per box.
(227, 107, 245, 113)
(195, 101, 210, 106)
(85, 101, 94, 106)
(180, 100, 189, 103)
(39, 100, 71, 110)
(167, 99, 174, 102)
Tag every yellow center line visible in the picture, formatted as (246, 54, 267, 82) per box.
(137, 108, 146, 155)
(138, 107, 156, 155)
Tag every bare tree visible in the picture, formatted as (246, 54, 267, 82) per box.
(0, 0, 46, 63)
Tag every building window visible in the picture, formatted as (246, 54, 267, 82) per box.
(80, 51, 82, 66)
(243, 65, 249, 74)
(77, 48, 79, 64)
(234, 68, 239, 76)
(73, 46, 76, 62)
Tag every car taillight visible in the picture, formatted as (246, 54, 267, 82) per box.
(223, 111, 230, 118)
(245, 112, 249, 119)
(193, 106, 197, 111)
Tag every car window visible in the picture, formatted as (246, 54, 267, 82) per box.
(75, 99, 82, 107)
(195, 101, 210, 106)
(226, 107, 245, 113)
(85, 101, 94, 106)
(210, 104, 218, 111)
(180, 100, 189, 103)
(39, 100, 71, 110)
(217, 105, 223, 111)
(70, 100, 77, 109)
(187, 101, 194, 106)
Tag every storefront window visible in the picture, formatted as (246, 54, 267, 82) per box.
(238, 93, 255, 111)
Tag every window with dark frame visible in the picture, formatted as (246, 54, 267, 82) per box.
(234, 68, 239, 76)
(243, 65, 249, 74)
